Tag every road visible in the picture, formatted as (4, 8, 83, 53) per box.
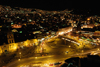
(6, 52, 86, 67)
(6, 48, 100, 67)
(6, 36, 100, 67)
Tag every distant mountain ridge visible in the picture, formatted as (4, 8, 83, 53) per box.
(0, 3, 99, 16)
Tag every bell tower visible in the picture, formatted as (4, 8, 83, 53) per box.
(7, 31, 15, 44)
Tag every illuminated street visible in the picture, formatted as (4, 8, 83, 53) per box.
(6, 35, 100, 67)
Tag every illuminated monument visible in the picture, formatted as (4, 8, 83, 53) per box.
(7, 31, 15, 44)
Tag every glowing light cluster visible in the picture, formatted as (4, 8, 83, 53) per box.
(62, 38, 80, 46)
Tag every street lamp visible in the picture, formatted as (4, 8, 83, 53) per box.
(19, 52, 21, 58)
(35, 57, 37, 59)
(82, 50, 84, 53)
(18, 59, 20, 61)
(97, 48, 99, 51)
(69, 45, 71, 48)
(19, 52, 21, 54)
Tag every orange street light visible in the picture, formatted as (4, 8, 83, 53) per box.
(69, 45, 71, 48)
(82, 50, 84, 52)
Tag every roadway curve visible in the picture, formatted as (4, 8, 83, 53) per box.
(6, 27, 100, 67)
(6, 37, 100, 67)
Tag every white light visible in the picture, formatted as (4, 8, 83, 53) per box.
(51, 36, 53, 37)
(68, 39, 70, 41)
(41, 48, 42, 50)
(79, 39, 82, 41)
(77, 43, 79, 45)
(29, 19, 32, 22)
(62, 38, 64, 39)
(65, 39, 68, 40)
(59, 32, 64, 35)
(44, 64, 49, 66)
(73, 41, 76, 43)
(71, 41, 74, 42)
(41, 38, 45, 41)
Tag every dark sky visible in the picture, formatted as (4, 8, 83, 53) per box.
(0, 0, 73, 10)
(0, 0, 99, 11)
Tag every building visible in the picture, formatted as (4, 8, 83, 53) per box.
(81, 24, 94, 29)
(56, 27, 73, 35)
(0, 38, 39, 55)
(7, 31, 15, 44)
(93, 31, 100, 36)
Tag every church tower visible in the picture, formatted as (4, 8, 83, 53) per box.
(7, 31, 15, 44)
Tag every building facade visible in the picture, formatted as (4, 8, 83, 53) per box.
(0, 38, 38, 55)
(7, 31, 15, 44)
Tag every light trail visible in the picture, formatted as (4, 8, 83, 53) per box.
(62, 37, 80, 46)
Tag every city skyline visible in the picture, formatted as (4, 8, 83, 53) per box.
(0, 4, 100, 67)
(0, 0, 100, 16)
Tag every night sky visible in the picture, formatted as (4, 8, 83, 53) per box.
(0, 0, 99, 15)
